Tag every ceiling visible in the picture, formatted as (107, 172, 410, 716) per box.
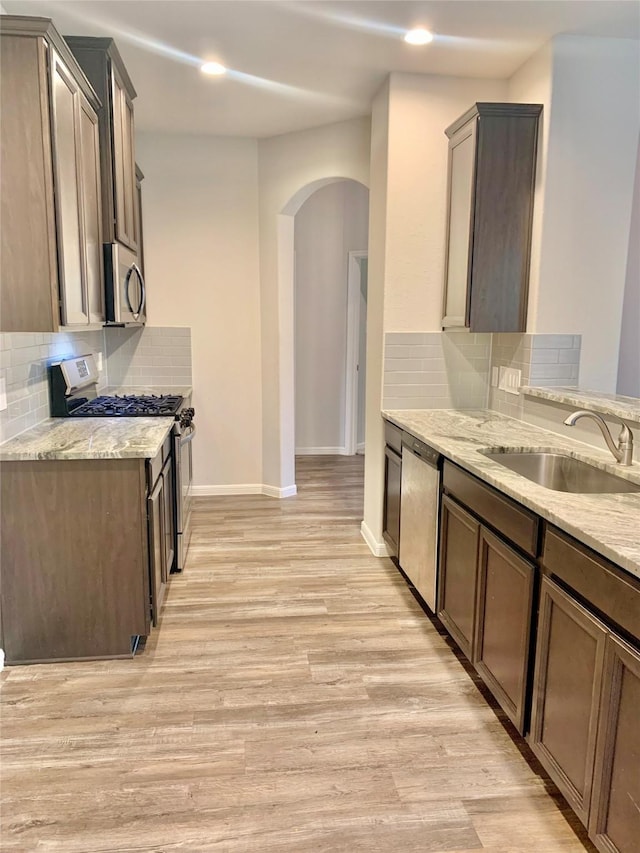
(4, 1, 640, 137)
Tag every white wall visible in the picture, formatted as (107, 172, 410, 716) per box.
(136, 132, 263, 490)
(294, 180, 369, 453)
(362, 72, 506, 551)
(534, 36, 640, 391)
(507, 43, 553, 332)
(257, 117, 371, 491)
(362, 80, 390, 554)
(617, 139, 640, 397)
(383, 73, 507, 332)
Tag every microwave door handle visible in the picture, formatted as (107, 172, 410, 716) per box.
(125, 264, 145, 321)
(133, 264, 146, 318)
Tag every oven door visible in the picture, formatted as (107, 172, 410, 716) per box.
(104, 242, 146, 325)
(174, 421, 195, 571)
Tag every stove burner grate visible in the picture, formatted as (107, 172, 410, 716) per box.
(70, 394, 183, 417)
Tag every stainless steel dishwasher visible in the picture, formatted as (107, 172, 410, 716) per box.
(399, 433, 442, 612)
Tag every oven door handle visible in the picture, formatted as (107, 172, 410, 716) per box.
(180, 423, 196, 445)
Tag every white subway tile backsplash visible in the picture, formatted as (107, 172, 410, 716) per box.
(0, 326, 192, 444)
(104, 326, 192, 388)
(489, 333, 581, 418)
(531, 334, 576, 349)
(383, 331, 491, 410)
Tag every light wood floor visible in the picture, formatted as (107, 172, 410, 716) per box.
(1, 455, 594, 852)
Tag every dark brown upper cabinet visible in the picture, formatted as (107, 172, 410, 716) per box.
(0, 16, 104, 332)
(64, 36, 139, 254)
(442, 102, 542, 333)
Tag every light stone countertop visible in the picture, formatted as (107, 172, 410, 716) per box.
(521, 386, 640, 423)
(383, 409, 640, 579)
(0, 385, 193, 461)
(0, 417, 174, 461)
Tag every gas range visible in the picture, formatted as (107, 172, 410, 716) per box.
(48, 354, 192, 424)
(49, 353, 195, 573)
(68, 393, 184, 418)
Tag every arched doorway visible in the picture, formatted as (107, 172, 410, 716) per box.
(277, 177, 369, 492)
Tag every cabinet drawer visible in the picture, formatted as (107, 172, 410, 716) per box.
(443, 461, 539, 557)
(384, 420, 403, 455)
(543, 527, 640, 642)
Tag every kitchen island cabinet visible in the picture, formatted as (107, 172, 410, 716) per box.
(0, 16, 104, 332)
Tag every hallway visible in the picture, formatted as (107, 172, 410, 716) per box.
(0, 456, 592, 851)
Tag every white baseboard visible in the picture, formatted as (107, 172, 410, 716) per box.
(191, 484, 263, 496)
(262, 484, 297, 498)
(360, 521, 389, 557)
(295, 446, 349, 456)
(191, 484, 297, 499)
(0, 648, 4, 672)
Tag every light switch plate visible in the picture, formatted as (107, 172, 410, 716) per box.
(0, 376, 7, 411)
(498, 366, 522, 396)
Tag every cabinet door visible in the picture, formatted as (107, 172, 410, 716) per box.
(530, 576, 607, 826)
(50, 49, 87, 326)
(382, 446, 401, 556)
(148, 474, 166, 626)
(437, 495, 480, 661)
(111, 63, 137, 250)
(474, 529, 535, 733)
(77, 92, 104, 324)
(589, 635, 640, 853)
(442, 119, 476, 328)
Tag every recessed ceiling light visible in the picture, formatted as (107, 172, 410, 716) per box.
(201, 61, 226, 76)
(404, 28, 434, 46)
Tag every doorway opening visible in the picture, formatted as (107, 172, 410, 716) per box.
(291, 180, 369, 481)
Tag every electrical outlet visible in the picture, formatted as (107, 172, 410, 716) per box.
(498, 366, 522, 396)
(0, 376, 6, 412)
(96, 352, 104, 372)
(491, 367, 499, 388)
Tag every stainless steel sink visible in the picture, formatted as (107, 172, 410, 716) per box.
(482, 451, 640, 494)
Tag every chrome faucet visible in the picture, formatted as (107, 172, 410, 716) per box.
(563, 410, 634, 466)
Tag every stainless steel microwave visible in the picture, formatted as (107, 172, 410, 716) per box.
(104, 243, 146, 325)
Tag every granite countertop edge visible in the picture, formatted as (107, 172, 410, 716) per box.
(383, 408, 640, 580)
(0, 417, 175, 461)
(521, 386, 640, 423)
(0, 385, 192, 461)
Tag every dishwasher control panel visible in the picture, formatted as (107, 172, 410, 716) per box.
(402, 432, 440, 466)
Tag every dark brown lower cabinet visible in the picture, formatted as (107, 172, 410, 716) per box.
(531, 575, 640, 849)
(589, 635, 640, 853)
(0, 458, 151, 663)
(382, 444, 402, 556)
(530, 576, 608, 826)
(474, 529, 535, 734)
(148, 471, 166, 626)
(437, 495, 480, 660)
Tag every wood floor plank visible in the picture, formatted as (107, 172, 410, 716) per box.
(0, 456, 594, 851)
